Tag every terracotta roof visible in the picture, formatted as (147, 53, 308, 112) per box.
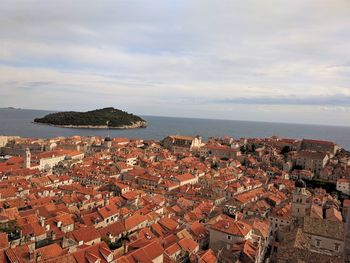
(210, 218, 251, 237)
(158, 217, 178, 231)
(0, 232, 9, 249)
(303, 216, 344, 240)
(70, 226, 101, 243)
(297, 150, 328, 160)
(36, 243, 66, 260)
(164, 242, 181, 256)
(174, 173, 195, 182)
(124, 214, 147, 231)
(231, 240, 257, 262)
(118, 240, 164, 263)
(98, 221, 126, 238)
(301, 139, 335, 146)
(178, 238, 198, 254)
(72, 242, 114, 263)
(98, 204, 119, 219)
(199, 249, 217, 263)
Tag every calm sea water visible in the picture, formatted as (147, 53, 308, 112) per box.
(1, 108, 350, 150)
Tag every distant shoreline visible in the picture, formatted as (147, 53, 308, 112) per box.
(0, 108, 348, 150)
(33, 121, 147, 130)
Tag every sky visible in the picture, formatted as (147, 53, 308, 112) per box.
(0, 0, 350, 126)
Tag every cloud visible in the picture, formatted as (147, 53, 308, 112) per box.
(0, 0, 349, 125)
(210, 95, 350, 106)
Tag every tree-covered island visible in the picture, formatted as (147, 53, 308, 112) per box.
(33, 107, 147, 129)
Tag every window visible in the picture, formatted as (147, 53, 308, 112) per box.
(316, 239, 321, 246)
(335, 243, 340, 251)
(227, 235, 232, 240)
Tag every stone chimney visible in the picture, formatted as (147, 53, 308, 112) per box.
(36, 252, 42, 262)
(39, 217, 45, 227)
(28, 242, 35, 260)
(51, 231, 56, 240)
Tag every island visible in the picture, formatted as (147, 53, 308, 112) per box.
(33, 107, 147, 129)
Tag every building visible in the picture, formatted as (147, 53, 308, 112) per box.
(103, 136, 112, 149)
(31, 150, 84, 171)
(337, 178, 350, 195)
(272, 217, 345, 262)
(269, 204, 292, 233)
(162, 135, 202, 153)
(173, 173, 198, 186)
(294, 150, 329, 175)
(303, 216, 345, 256)
(291, 179, 309, 219)
(209, 217, 252, 251)
(299, 139, 340, 155)
(0, 136, 9, 147)
(200, 144, 241, 159)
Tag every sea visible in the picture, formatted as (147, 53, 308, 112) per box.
(1, 108, 350, 150)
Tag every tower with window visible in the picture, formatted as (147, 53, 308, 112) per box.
(24, 148, 31, 169)
(291, 178, 308, 219)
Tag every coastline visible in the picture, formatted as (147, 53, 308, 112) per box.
(33, 120, 148, 129)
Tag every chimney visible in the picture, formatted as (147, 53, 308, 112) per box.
(28, 242, 35, 260)
(29, 251, 34, 261)
(123, 240, 128, 254)
(40, 217, 45, 227)
(104, 196, 109, 206)
(36, 252, 42, 262)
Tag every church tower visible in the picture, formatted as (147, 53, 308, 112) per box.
(104, 137, 112, 149)
(24, 148, 31, 169)
(291, 179, 308, 219)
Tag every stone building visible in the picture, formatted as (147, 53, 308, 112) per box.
(162, 135, 202, 153)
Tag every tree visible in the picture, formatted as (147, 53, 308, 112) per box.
(281, 146, 291, 156)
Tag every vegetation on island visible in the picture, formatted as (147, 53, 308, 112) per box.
(34, 107, 147, 128)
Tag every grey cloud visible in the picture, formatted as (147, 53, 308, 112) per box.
(210, 95, 350, 106)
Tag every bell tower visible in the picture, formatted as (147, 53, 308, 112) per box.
(24, 148, 31, 169)
(104, 137, 112, 149)
(291, 178, 308, 219)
